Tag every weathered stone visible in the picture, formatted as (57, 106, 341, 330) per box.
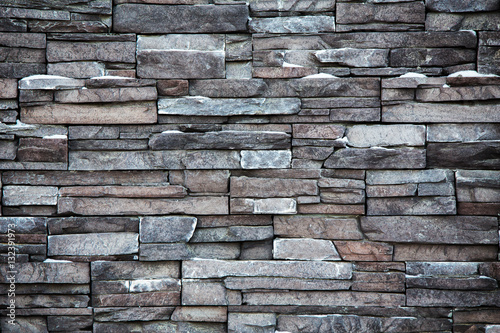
(93, 321, 226, 333)
(139, 216, 196, 243)
(2, 186, 58, 206)
(361, 216, 498, 244)
(21, 102, 157, 125)
(55, 87, 157, 103)
(274, 238, 340, 261)
(277, 314, 452, 333)
(91, 261, 179, 280)
(68, 139, 149, 151)
(58, 196, 228, 215)
(183, 260, 352, 279)
(228, 313, 276, 333)
(428, 143, 500, 169)
(406, 276, 498, 290)
(240, 150, 291, 169)
(191, 226, 273, 243)
(253, 198, 297, 214)
(0, 32, 46, 49)
(48, 217, 138, 234)
(320, 188, 365, 204)
(458, 202, 500, 216)
(0, 79, 17, 98)
(244, 291, 404, 307)
(46, 41, 135, 63)
(406, 262, 480, 276)
(315, 48, 389, 67)
(427, 124, 500, 143)
(334, 241, 393, 261)
(454, 309, 500, 324)
(149, 131, 290, 150)
(3, 170, 169, 185)
(48, 61, 105, 78)
(159, 97, 300, 116)
(0, 217, 46, 234)
(382, 88, 414, 101)
(231, 177, 317, 198)
(479, 46, 500, 75)
(0, 18, 27, 32)
(293, 124, 345, 139)
(157, 80, 189, 96)
(394, 244, 498, 261)
(46, 316, 92, 331)
(29, 20, 110, 33)
(325, 147, 426, 169)
(390, 48, 475, 67)
(0, 140, 16, 160)
(0, 47, 45, 64)
(171, 306, 227, 322)
(0, 317, 47, 332)
(418, 182, 455, 196)
(19, 89, 53, 102)
(182, 280, 229, 306)
(1, 0, 112, 14)
(48, 232, 138, 256)
(367, 196, 456, 215)
(293, 146, 334, 160)
(366, 184, 418, 197)
(140, 243, 240, 260)
(337, 2, 425, 24)
(254, 67, 318, 79)
(17, 137, 67, 163)
(407, 289, 500, 307)
(183, 170, 229, 193)
(417, 85, 500, 102)
(93, 291, 180, 307)
(19, 74, 84, 90)
(224, 277, 351, 291)
(249, 0, 335, 12)
(346, 125, 425, 147)
(240, 240, 273, 260)
(456, 170, 500, 202)
(226, 34, 252, 61)
(353, 272, 405, 292)
(0, 262, 89, 283)
(94, 307, 175, 322)
(226, 61, 252, 79)
(197, 215, 272, 228)
(366, 169, 453, 185)
(274, 215, 362, 240)
(426, 0, 500, 12)
(190, 79, 266, 98)
(250, 16, 335, 33)
(298, 203, 365, 215)
(114, 4, 248, 33)
(319, 178, 365, 189)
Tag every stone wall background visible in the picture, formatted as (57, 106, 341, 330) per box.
(0, 0, 500, 332)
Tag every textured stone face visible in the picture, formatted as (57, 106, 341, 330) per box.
(140, 216, 197, 243)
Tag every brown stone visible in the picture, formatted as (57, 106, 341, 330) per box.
(352, 272, 405, 292)
(59, 185, 186, 198)
(454, 309, 500, 324)
(337, 2, 425, 24)
(54, 87, 157, 103)
(46, 41, 135, 63)
(48, 217, 139, 234)
(354, 262, 405, 273)
(428, 142, 500, 169)
(0, 262, 89, 284)
(0, 79, 18, 98)
(394, 244, 498, 261)
(407, 289, 500, 307)
(324, 148, 426, 169)
(93, 292, 180, 307)
(366, 184, 417, 197)
(367, 196, 456, 215)
(334, 241, 393, 261)
(230, 177, 317, 198)
(184, 170, 229, 193)
(458, 203, 500, 216)
(157, 80, 189, 96)
(298, 204, 365, 215)
(293, 124, 345, 139)
(197, 215, 272, 228)
(17, 138, 67, 163)
(171, 306, 227, 322)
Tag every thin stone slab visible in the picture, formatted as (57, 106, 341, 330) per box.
(315, 48, 389, 67)
(171, 306, 227, 322)
(231, 177, 317, 198)
(346, 125, 425, 147)
(190, 79, 266, 98)
(427, 142, 500, 169)
(0, 217, 46, 234)
(140, 243, 240, 261)
(324, 148, 426, 169)
(1, 0, 113, 14)
(254, 198, 297, 214)
(390, 48, 475, 67)
(367, 197, 456, 215)
(407, 289, 500, 307)
(158, 97, 300, 116)
(249, 16, 335, 33)
(2, 186, 58, 206)
(425, 0, 500, 12)
(21, 102, 157, 125)
(273, 238, 340, 260)
(240, 150, 291, 169)
(273, 215, 362, 240)
(417, 85, 500, 102)
(183, 260, 352, 279)
(366, 169, 453, 185)
(48, 233, 138, 256)
(228, 313, 276, 333)
(0, 32, 46, 48)
(427, 124, 500, 143)
(48, 217, 138, 234)
(0, 262, 89, 283)
(249, 0, 335, 12)
(55, 87, 157, 103)
(18, 75, 84, 90)
(224, 277, 352, 291)
(91, 261, 179, 280)
(394, 244, 498, 261)
(114, 4, 249, 33)
(361, 216, 498, 244)
(94, 307, 175, 322)
(46, 41, 136, 63)
(140, 216, 197, 243)
(336, 2, 425, 24)
(58, 185, 186, 198)
(48, 61, 105, 78)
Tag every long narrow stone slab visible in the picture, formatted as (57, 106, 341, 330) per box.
(158, 97, 300, 116)
(54, 87, 157, 103)
(366, 169, 453, 185)
(230, 177, 317, 198)
(48, 233, 139, 256)
(249, 16, 335, 34)
(367, 197, 456, 215)
(183, 260, 352, 279)
(21, 102, 157, 124)
(58, 196, 228, 215)
(427, 143, 500, 169)
(324, 148, 426, 169)
(91, 261, 180, 280)
(0, 262, 89, 283)
(59, 185, 187, 198)
(346, 125, 425, 147)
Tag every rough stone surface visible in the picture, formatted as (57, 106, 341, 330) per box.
(241, 150, 292, 169)
(273, 215, 362, 240)
(48, 233, 139, 256)
(2, 186, 58, 206)
(315, 48, 389, 67)
(346, 125, 425, 147)
(325, 148, 426, 169)
(250, 16, 335, 34)
(140, 216, 197, 243)
(367, 196, 457, 215)
(274, 238, 340, 261)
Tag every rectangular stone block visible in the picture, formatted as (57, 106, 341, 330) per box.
(394, 244, 498, 262)
(91, 261, 180, 280)
(407, 289, 500, 307)
(274, 238, 340, 260)
(230, 177, 317, 198)
(58, 196, 228, 215)
(159, 97, 300, 116)
(0, 140, 16, 160)
(383, 102, 500, 123)
(17, 137, 67, 163)
(183, 170, 229, 193)
(428, 143, 500, 169)
(197, 215, 272, 228)
(298, 203, 365, 215)
(69, 139, 148, 151)
(0, 217, 46, 234)
(253, 198, 297, 214)
(249, 0, 335, 12)
(94, 307, 176, 322)
(337, 2, 425, 24)
(361, 216, 498, 244)
(21, 102, 157, 125)
(293, 124, 344, 139)
(250, 16, 335, 33)
(48, 61, 105, 78)
(46, 41, 135, 63)
(2, 186, 58, 206)
(366, 169, 453, 185)
(171, 306, 227, 322)
(324, 148, 426, 169)
(240, 150, 291, 169)
(183, 260, 352, 279)
(352, 272, 405, 292)
(191, 226, 273, 243)
(0, 32, 46, 48)
(93, 291, 180, 307)
(140, 216, 197, 243)
(425, 0, 500, 12)
(55, 87, 157, 103)
(366, 184, 417, 197)
(346, 125, 425, 147)
(48, 217, 139, 234)
(391, 48, 475, 67)
(274, 215, 362, 240)
(182, 280, 228, 306)
(334, 241, 393, 261)
(114, 4, 248, 33)
(48, 233, 138, 256)
(417, 85, 500, 102)
(367, 196, 456, 215)
(58, 185, 186, 198)
(228, 313, 276, 333)
(0, 79, 18, 98)
(406, 276, 497, 290)
(320, 188, 365, 204)
(427, 124, 500, 143)
(0, 262, 89, 283)
(418, 182, 455, 196)
(224, 277, 351, 291)
(140, 243, 240, 261)
(315, 48, 388, 67)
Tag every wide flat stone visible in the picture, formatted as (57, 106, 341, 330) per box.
(55, 87, 157, 103)
(140, 216, 197, 243)
(46, 41, 135, 63)
(335, 241, 393, 261)
(366, 169, 453, 185)
(140, 243, 240, 261)
(18, 74, 84, 90)
(273, 215, 362, 240)
(336, 2, 425, 24)
(324, 148, 426, 169)
(0, 262, 89, 283)
(2, 185, 58, 206)
(346, 125, 425, 147)
(190, 226, 273, 243)
(315, 48, 389, 67)
(228, 313, 276, 333)
(428, 143, 500, 169)
(240, 150, 291, 169)
(189, 79, 267, 98)
(250, 16, 335, 33)
(114, 4, 248, 33)
(171, 306, 227, 322)
(274, 238, 340, 260)
(367, 197, 456, 215)
(427, 124, 500, 142)
(407, 289, 500, 307)
(224, 277, 351, 291)
(230, 177, 317, 198)
(59, 185, 186, 198)
(91, 261, 180, 280)
(48, 217, 138, 234)
(394, 244, 498, 261)
(426, 0, 500, 12)
(94, 307, 175, 322)
(48, 233, 138, 256)
(390, 48, 475, 67)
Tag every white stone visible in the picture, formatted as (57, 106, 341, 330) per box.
(254, 198, 297, 214)
(2, 186, 58, 206)
(240, 150, 291, 169)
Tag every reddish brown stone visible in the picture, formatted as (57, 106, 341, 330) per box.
(354, 262, 405, 272)
(157, 80, 189, 96)
(352, 272, 405, 292)
(58, 185, 187, 198)
(458, 203, 500, 216)
(298, 204, 365, 215)
(334, 241, 393, 261)
(394, 244, 498, 261)
(17, 138, 67, 163)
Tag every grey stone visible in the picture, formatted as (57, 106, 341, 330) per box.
(274, 215, 362, 240)
(336, 2, 425, 24)
(48, 217, 138, 234)
(426, 0, 500, 12)
(0, 18, 27, 32)
(0, 217, 46, 234)
(366, 183, 417, 197)
(94, 307, 175, 322)
(324, 148, 426, 169)
(315, 48, 389, 67)
(336, 22, 424, 32)
(228, 313, 276, 333)
(0, 32, 45, 49)
(0, 262, 89, 283)
(189, 79, 267, 98)
(417, 85, 500, 102)
(149, 130, 290, 150)
(479, 46, 500, 75)
(383, 102, 500, 123)
(240, 240, 273, 260)
(418, 182, 455, 196)
(226, 62, 253, 79)
(427, 124, 500, 143)
(230, 177, 317, 198)
(254, 198, 297, 214)
(250, 16, 335, 34)
(319, 178, 366, 189)
(366, 169, 453, 185)
(140, 216, 197, 243)
(58, 196, 229, 215)
(320, 188, 366, 204)
(390, 48, 476, 67)
(361, 216, 498, 244)
(274, 238, 340, 260)
(0, 47, 45, 63)
(68, 139, 148, 151)
(249, 0, 335, 12)
(140, 243, 240, 260)
(47, 61, 105, 78)
(18, 74, 84, 90)
(428, 142, 500, 169)
(1, 0, 112, 15)
(190, 226, 274, 242)
(240, 150, 292, 169)
(407, 289, 500, 307)
(55, 87, 157, 103)
(46, 41, 135, 63)
(183, 260, 352, 279)
(93, 322, 226, 333)
(0, 7, 70, 19)
(91, 261, 180, 280)
(137, 34, 224, 51)
(0, 78, 18, 98)
(184, 170, 229, 193)
(158, 97, 300, 116)
(92, 291, 180, 307)
(406, 276, 498, 290)
(0, 140, 16, 160)
(293, 146, 334, 160)
(2, 186, 58, 206)
(171, 306, 227, 322)
(114, 4, 248, 33)
(226, 34, 252, 61)
(346, 125, 425, 147)
(48, 232, 138, 256)
(367, 196, 456, 215)
(293, 124, 345, 139)
(406, 262, 480, 276)
(182, 280, 229, 306)
(224, 277, 352, 291)
(0, 317, 48, 333)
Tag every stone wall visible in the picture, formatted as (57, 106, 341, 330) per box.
(0, 0, 499, 332)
